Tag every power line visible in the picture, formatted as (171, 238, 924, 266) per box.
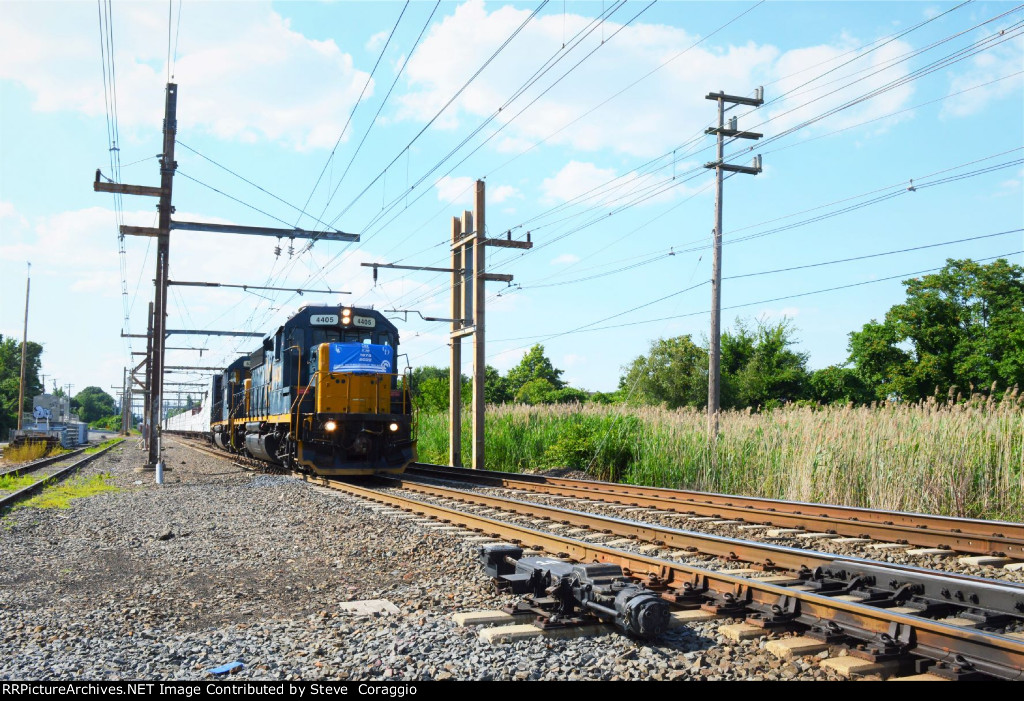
(296, 0, 411, 229)
(176, 140, 339, 230)
(488, 251, 1024, 346)
(312, 1, 440, 229)
(327, 0, 551, 230)
(355, 0, 641, 239)
(232, 0, 555, 340)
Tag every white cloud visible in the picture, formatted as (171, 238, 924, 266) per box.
(540, 160, 688, 206)
(0, 201, 28, 229)
(434, 175, 475, 205)
(542, 161, 617, 203)
(366, 30, 390, 53)
(941, 27, 1024, 118)
(562, 353, 585, 368)
(491, 184, 519, 203)
(757, 307, 801, 321)
(551, 254, 580, 265)
(0, 2, 373, 151)
(766, 38, 917, 136)
(395, 0, 781, 158)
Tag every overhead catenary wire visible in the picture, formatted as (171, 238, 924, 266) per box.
(311, 1, 441, 230)
(231, 0, 877, 336)
(295, 0, 411, 230)
(325, 0, 551, 232)
(176, 141, 342, 231)
(388, 149, 1024, 354)
(485, 250, 1024, 350)
(242, 0, 639, 330)
(153, 2, 1024, 374)
(385, 149, 1023, 318)
(355, 4, 1022, 308)
(230, 0, 558, 339)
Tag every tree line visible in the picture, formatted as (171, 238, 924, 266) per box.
(409, 259, 1024, 411)
(0, 335, 119, 433)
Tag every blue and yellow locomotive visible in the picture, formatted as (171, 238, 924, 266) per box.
(200, 304, 416, 475)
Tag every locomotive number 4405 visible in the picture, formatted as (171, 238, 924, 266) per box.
(311, 314, 339, 325)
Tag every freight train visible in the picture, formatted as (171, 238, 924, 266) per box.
(164, 304, 416, 475)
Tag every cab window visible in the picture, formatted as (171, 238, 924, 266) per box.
(312, 329, 341, 346)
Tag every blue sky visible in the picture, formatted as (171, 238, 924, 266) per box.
(1, 0, 1022, 403)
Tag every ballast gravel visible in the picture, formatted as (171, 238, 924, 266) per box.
(0, 440, 851, 681)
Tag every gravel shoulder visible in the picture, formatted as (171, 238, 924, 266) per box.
(0, 439, 846, 681)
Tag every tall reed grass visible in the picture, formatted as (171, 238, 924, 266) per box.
(415, 391, 1024, 520)
(1, 441, 53, 464)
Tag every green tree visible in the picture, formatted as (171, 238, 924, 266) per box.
(515, 378, 556, 405)
(0, 335, 44, 435)
(848, 258, 1024, 401)
(719, 320, 756, 408)
(547, 387, 590, 404)
(413, 375, 471, 413)
(619, 335, 708, 409)
(587, 390, 622, 405)
(808, 365, 871, 405)
(484, 365, 513, 404)
(73, 386, 117, 423)
(729, 319, 810, 408)
(505, 345, 565, 397)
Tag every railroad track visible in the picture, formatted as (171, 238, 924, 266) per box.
(408, 463, 1024, 562)
(0, 447, 87, 480)
(0, 440, 123, 511)
(172, 438, 1024, 679)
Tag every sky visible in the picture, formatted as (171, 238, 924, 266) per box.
(1, 0, 1022, 406)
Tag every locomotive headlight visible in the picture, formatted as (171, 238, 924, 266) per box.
(341, 316, 351, 325)
(342, 308, 352, 317)
(324, 420, 337, 432)
(389, 422, 399, 432)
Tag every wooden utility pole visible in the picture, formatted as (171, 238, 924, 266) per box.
(704, 88, 764, 437)
(16, 262, 30, 431)
(449, 216, 463, 466)
(449, 181, 531, 468)
(471, 182, 487, 470)
(362, 180, 531, 470)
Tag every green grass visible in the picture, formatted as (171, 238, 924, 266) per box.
(414, 391, 1024, 521)
(15, 473, 119, 510)
(85, 438, 124, 454)
(1, 442, 56, 463)
(0, 474, 40, 492)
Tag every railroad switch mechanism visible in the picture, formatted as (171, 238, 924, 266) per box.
(479, 544, 670, 639)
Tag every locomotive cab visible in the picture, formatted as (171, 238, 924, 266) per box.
(297, 337, 415, 474)
(240, 304, 416, 475)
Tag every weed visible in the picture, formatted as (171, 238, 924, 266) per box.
(15, 473, 119, 510)
(415, 398, 1024, 520)
(85, 438, 123, 454)
(0, 474, 39, 492)
(2, 442, 52, 463)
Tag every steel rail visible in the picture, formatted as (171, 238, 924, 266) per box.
(303, 474, 1024, 680)
(409, 463, 1024, 558)
(166, 438, 1024, 678)
(0, 447, 87, 480)
(0, 441, 124, 511)
(386, 475, 1024, 591)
